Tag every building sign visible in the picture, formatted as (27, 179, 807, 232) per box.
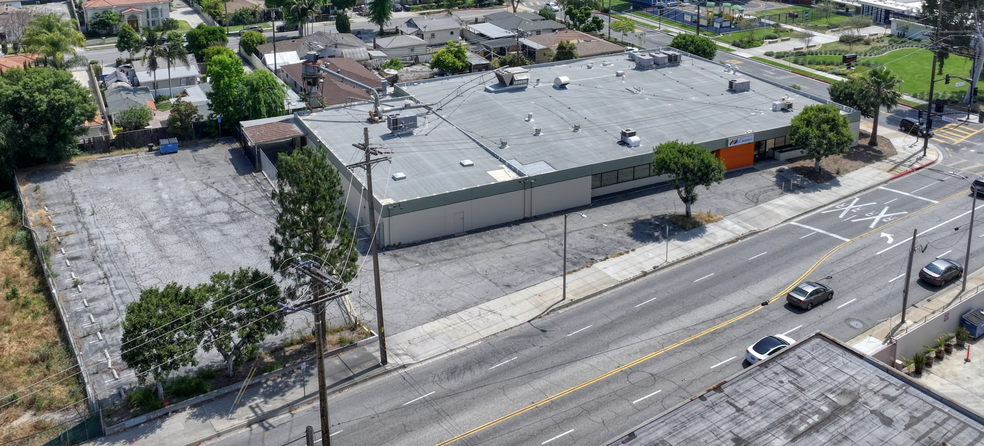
(727, 134, 754, 147)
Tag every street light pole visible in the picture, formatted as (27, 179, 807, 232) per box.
(562, 213, 586, 301)
(608, 0, 612, 40)
(964, 191, 976, 292)
(922, 0, 944, 157)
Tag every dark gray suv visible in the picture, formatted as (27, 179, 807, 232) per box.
(972, 176, 984, 195)
(786, 281, 834, 310)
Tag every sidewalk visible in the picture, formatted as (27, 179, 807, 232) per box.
(86, 124, 945, 446)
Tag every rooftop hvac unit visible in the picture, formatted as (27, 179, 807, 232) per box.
(663, 51, 681, 64)
(387, 113, 419, 133)
(772, 98, 794, 112)
(651, 52, 669, 66)
(634, 54, 654, 69)
(494, 67, 530, 88)
(729, 78, 750, 93)
(620, 128, 640, 147)
(554, 76, 570, 88)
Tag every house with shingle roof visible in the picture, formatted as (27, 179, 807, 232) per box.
(255, 31, 369, 70)
(524, 29, 626, 63)
(82, 0, 170, 32)
(373, 35, 427, 62)
(280, 57, 381, 107)
(397, 15, 461, 46)
(104, 84, 156, 126)
(483, 11, 565, 35)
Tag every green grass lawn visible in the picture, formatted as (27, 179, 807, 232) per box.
(629, 11, 697, 33)
(752, 5, 849, 29)
(176, 20, 193, 31)
(609, 0, 632, 13)
(715, 26, 794, 44)
(865, 48, 976, 98)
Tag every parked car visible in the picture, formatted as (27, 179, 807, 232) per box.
(403, 4, 412, 11)
(745, 334, 795, 364)
(276, 23, 299, 32)
(899, 117, 934, 138)
(919, 258, 963, 286)
(786, 281, 834, 310)
(243, 25, 264, 33)
(393, 3, 402, 11)
(972, 176, 984, 195)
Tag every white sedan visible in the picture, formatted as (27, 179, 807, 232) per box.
(745, 334, 795, 364)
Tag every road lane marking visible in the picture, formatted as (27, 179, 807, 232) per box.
(748, 252, 767, 260)
(710, 357, 736, 369)
(884, 198, 897, 204)
(330, 431, 343, 437)
(800, 232, 816, 239)
(542, 430, 574, 445)
(436, 189, 971, 446)
(877, 186, 940, 203)
(877, 202, 984, 255)
(910, 182, 937, 194)
(889, 273, 906, 283)
(632, 390, 662, 404)
(789, 222, 850, 241)
(567, 325, 592, 337)
(694, 273, 714, 282)
(635, 297, 659, 308)
(837, 298, 857, 309)
(823, 197, 874, 219)
(783, 325, 802, 336)
(402, 391, 435, 406)
(937, 250, 952, 258)
(490, 357, 517, 370)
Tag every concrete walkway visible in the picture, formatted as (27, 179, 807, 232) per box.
(86, 123, 953, 446)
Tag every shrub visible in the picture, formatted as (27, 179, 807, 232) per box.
(128, 386, 164, 412)
(165, 374, 211, 399)
(764, 32, 779, 40)
(764, 51, 774, 57)
(161, 18, 179, 31)
(382, 58, 403, 71)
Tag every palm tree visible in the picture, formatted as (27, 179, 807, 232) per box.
(141, 28, 164, 96)
(284, 0, 320, 37)
(160, 35, 191, 97)
(21, 13, 86, 69)
(864, 67, 902, 146)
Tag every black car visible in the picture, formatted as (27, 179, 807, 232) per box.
(899, 117, 934, 138)
(785, 281, 834, 310)
(919, 258, 963, 286)
(276, 23, 299, 32)
(972, 176, 984, 195)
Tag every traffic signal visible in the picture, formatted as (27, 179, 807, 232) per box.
(945, 75, 950, 84)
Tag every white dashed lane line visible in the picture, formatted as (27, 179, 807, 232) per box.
(790, 222, 850, 241)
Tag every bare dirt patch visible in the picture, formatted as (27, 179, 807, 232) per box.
(663, 212, 724, 231)
(787, 130, 897, 183)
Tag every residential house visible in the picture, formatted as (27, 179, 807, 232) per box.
(398, 15, 461, 46)
(125, 58, 201, 97)
(104, 84, 156, 126)
(524, 29, 626, 63)
(280, 57, 381, 107)
(82, 0, 170, 32)
(482, 11, 565, 36)
(373, 35, 427, 63)
(255, 31, 368, 71)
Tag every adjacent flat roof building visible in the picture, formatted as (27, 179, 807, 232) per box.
(256, 50, 859, 247)
(606, 333, 984, 445)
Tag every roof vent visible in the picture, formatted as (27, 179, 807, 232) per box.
(392, 172, 407, 180)
(615, 70, 625, 77)
(533, 127, 542, 136)
(460, 159, 474, 167)
(527, 112, 533, 121)
(587, 63, 593, 69)
(554, 76, 570, 88)
(573, 124, 580, 132)
(499, 139, 508, 149)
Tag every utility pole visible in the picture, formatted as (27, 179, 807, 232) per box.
(923, 0, 943, 157)
(902, 228, 917, 325)
(295, 259, 351, 446)
(963, 11, 983, 106)
(272, 8, 278, 75)
(347, 127, 391, 366)
(964, 191, 977, 292)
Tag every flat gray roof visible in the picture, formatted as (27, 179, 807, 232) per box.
(607, 333, 984, 445)
(294, 52, 840, 203)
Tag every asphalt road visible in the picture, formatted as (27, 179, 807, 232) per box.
(203, 164, 984, 445)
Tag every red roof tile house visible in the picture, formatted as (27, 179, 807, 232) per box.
(82, 0, 170, 33)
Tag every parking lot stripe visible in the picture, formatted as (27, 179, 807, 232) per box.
(783, 325, 802, 336)
(635, 296, 659, 308)
(632, 389, 661, 404)
(567, 325, 592, 337)
(937, 250, 952, 258)
(710, 356, 736, 369)
(402, 391, 435, 406)
(889, 273, 905, 283)
(837, 298, 857, 309)
(694, 273, 714, 282)
(542, 429, 574, 445)
(490, 357, 517, 370)
(748, 252, 767, 260)
(790, 222, 850, 241)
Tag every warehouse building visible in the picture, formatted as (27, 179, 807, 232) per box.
(252, 50, 859, 247)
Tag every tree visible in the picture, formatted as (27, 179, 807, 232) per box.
(333, 0, 357, 11)
(367, 0, 393, 35)
(797, 30, 814, 49)
(88, 10, 121, 35)
(199, 268, 285, 377)
(141, 28, 164, 94)
(921, 0, 983, 74)
(0, 67, 96, 180)
(508, 0, 521, 13)
(241, 70, 288, 120)
(22, 13, 86, 69)
(239, 30, 266, 55)
(382, 58, 403, 70)
(161, 17, 180, 31)
(815, 0, 836, 26)
(553, 41, 578, 61)
(566, 5, 591, 30)
(536, 6, 556, 21)
(166, 98, 201, 139)
(116, 23, 142, 61)
(269, 144, 359, 311)
(429, 40, 469, 74)
(582, 16, 605, 33)
(120, 283, 204, 399)
(789, 104, 854, 173)
(116, 105, 154, 131)
(839, 16, 872, 50)
(827, 76, 872, 116)
(203, 45, 236, 64)
(284, 0, 320, 37)
(205, 52, 246, 124)
(443, 0, 463, 13)
(494, 52, 531, 67)
(669, 33, 716, 59)
(651, 141, 725, 218)
(184, 24, 228, 57)
(0, 8, 36, 54)
(160, 34, 191, 97)
(200, 0, 224, 19)
(335, 12, 351, 34)
(611, 20, 635, 41)
(861, 67, 902, 146)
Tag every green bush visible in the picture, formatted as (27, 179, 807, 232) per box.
(165, 374, 211, 399)
(764, 51, 774, 57)
(764, 33, 779, 40)
(128, 386, 164, 413)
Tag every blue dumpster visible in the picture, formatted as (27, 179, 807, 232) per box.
(961, 309, 984, 340)
(160, 137, 178, 155)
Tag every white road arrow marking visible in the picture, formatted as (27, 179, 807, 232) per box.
(880, 232, 894, 244)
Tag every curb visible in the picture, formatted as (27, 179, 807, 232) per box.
(890, 159, 936, 180)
